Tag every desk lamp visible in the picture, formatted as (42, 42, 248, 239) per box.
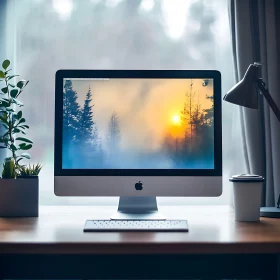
(223, 62, 280, 218)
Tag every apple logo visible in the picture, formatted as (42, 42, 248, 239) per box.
(135, 181, 143, 191)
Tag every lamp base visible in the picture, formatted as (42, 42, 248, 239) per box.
(260, 207, 280, 218)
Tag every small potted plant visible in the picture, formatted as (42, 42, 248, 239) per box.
(0, 59, 42, 217)
(18, 163, 43, 177)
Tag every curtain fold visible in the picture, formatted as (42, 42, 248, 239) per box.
(229, 0, 280, 206)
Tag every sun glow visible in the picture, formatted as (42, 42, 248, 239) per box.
(53, 0, 73, 20)
(173, 115, 180, 124)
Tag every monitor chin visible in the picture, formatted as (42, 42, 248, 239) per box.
(54, 176, 222, 197)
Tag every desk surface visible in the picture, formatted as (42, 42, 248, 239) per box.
(1, 205, 280, 255)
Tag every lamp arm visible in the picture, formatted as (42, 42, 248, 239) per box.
(257, 79, 280, 122)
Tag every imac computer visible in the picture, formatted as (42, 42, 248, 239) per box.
(55, 70, 222, 220)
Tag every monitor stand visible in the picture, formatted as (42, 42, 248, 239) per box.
(110, 196, 166, 220)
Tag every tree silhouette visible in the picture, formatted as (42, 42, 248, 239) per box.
(63, 80, 81, 142)
(204, 94, 214, 125)
(163, 80, 216, 166)
(78, 86, 105, 168)
(191, 98, 205, 135)
(107, 112, 121, 159)
(80, 86, 98, 144)
(63, 80, 81, 167)
(181, 80, 195, 151)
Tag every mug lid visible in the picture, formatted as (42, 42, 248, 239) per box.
(229, 174, 265, 182)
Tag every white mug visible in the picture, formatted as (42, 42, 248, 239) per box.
(230, 174, 264, 222)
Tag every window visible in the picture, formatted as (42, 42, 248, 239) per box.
(4, 0, 245, 205)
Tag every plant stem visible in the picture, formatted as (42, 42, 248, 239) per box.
(4, 75, 17, 164)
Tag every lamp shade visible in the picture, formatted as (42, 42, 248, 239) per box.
(223, 64, 260, 109)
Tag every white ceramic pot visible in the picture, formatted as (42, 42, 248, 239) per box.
(0, 176, 39, 217)
(230, 174, 264, 222)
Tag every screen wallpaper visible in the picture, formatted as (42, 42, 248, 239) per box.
(62, 78, 214, 169)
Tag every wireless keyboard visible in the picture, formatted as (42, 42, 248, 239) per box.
(84, 220, 188, 232)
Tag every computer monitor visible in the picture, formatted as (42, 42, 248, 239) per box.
(55, 70, 222, 220)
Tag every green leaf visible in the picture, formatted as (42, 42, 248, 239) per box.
(16, 128, 26, 135)
(17, 110, 22, 119)
(0, 99, 10, 107)
(17, 80, 26, 89)
(11, 97, 23, 106)
(13, 128, 20, 133)
(0, 115, 9, 125)
(2, 60, 10, 70)
(6, 107, 15, 112)
(16, 124, 29, 129)
(2, 123, 8, 130)
(0, 146, 6, 149)
(19, 143, 26, 148)
(21, 153, 31, 159)
(11, 112, 18, 121)
(7, 75, 19, 81)
(20, 144, 32, 150)
(16, 137, 33, 144)
(18, 125, 28, 130)
(18, 118, 26, 124)
(10, 89, 18, 98)
(1, 87, 8, 94)
(0, 100, 9, 107)
(0, 71, 5, 78)
(8, 83, 15, 88)
(10, 144, 17, 151)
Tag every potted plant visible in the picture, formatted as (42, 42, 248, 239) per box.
(0, 59, 42, 217)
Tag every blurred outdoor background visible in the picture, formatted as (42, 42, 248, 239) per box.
(4, 0, 245, 205)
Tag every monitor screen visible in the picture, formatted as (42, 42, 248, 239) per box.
(62, 78, 214, 170)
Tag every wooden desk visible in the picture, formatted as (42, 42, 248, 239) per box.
(1, 206, 280, 279)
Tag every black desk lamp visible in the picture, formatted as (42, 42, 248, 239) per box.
(223, 62, 280, 218)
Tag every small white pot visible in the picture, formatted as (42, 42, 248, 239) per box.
(0, 177, 39, 217)
(230, 174, 264, 222)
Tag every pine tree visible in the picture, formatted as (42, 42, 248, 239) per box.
(199, 93, 214, 158)
(63, 80, 81, 142)
(63, 80, 82, 167)
(80, 86, 97, 144)
(181, 80, 195, 152)
(79, 86, 102, 168)
(107, 111, 121, 159)
(191, 98, 204, 135)
(204, 94, 214, 125)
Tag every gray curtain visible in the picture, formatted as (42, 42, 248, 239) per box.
(229, 0, 280, 206)
(0, 0, 7, 165)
